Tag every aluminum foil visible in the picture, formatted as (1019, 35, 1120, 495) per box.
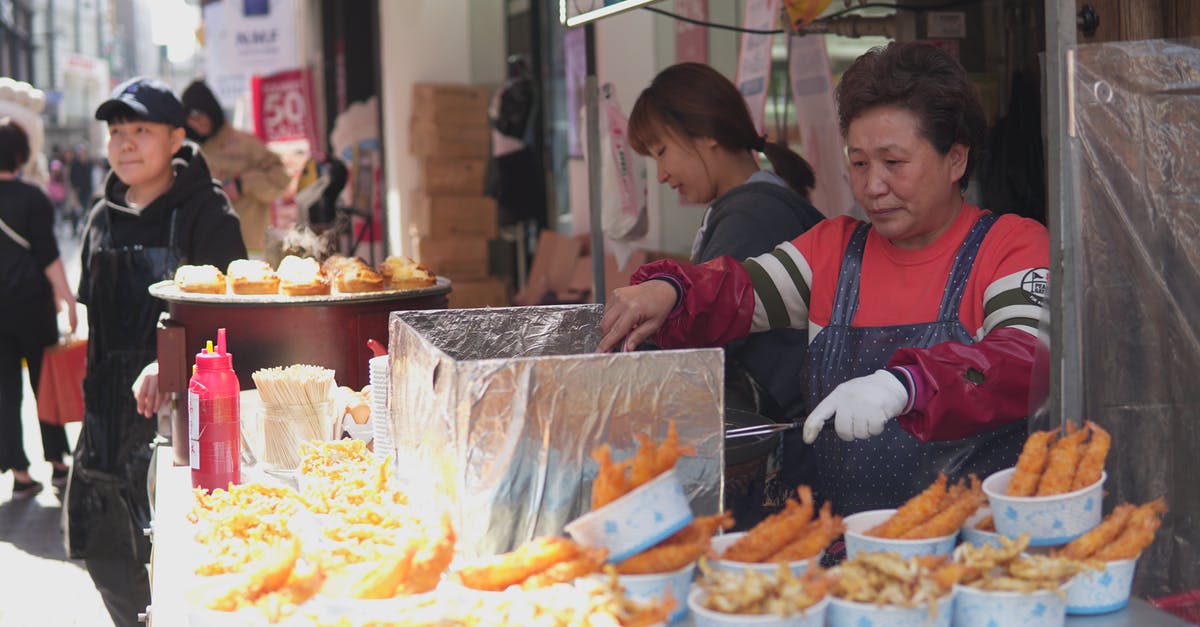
(1070, 38, 1200, 597)
(388, 305, 724, 559)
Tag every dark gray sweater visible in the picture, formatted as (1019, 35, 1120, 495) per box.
(692, 174, 825, 419)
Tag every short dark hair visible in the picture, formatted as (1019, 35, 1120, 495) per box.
(836, 42, 985, 191)
(0, 119, 31, 172)
(629, 62, 815, 197)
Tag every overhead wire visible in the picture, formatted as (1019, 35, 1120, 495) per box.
(643, 0, 983, 35)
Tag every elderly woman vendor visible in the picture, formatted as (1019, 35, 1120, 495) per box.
(599, 42, 1049, 517)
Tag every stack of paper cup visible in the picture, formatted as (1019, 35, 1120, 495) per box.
(368, 355, 393, 463)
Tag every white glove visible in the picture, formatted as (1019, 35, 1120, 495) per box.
(802, 369, 910, 443)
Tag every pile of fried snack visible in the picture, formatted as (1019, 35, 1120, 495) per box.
(1007, 420, 1110, 497)
(866, 473, 986, 539)
(173, 254, 436, 296)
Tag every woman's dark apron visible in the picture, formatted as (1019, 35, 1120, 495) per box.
(805, 212, 1024, 518)
(65, 207, 178, 562)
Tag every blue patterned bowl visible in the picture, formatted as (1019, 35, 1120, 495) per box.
(843, 509, 958, 559)
(689, 587, 829, 626)
(960, 506, 1005, 549)
(565, 469, 694, 563)
(953, 583, 1067, 627)
(982, 468, 1106, 547)
(1066, 557, 1137, 615)
(617, 561, 696, 624)
(827, 594, 953, 627)
(709, 532, 818, 577)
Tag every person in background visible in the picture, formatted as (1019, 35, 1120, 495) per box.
(600, 43, 1049, 546)
(68, 142, 95, 234)
(180, 79, 289, 256)
(0, 119, 76, 499)
(627, 62, 825, 427)
(65, 77, 246, 626)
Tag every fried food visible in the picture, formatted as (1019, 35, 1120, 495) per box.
(1036, 425, 1090, 495)
(954, 534, 1097, 592)
(829, 552, 954, 608)
(348, 542, 419, 599)
(975, 515, 996, 532)
(867, 473, 948, 538)
(591, 422, 695, 510)
(590, 444, 631, 510)
(1071, 421, 1111, 491)
(456, 536, 582, 591)
(773, 502, 845, 562)
(521, 547, 608, 588)
(1006, 429, 1057, 496)
(1092, 498, 1168, 561)
(696, 558, 827, 616)
(1058, 503, 1135, 560)
(901, 475, 985, 539)
(663, 512, 735, 547)
(723, 486, 816, 562)
(397, 514, 457, 594)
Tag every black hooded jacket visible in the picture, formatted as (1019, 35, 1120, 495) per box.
(181, 80, 226, 142)
(77, 141, 246, 306)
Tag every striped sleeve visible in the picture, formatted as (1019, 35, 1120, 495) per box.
(742, 241, 812, 332)
(978, 267, 1050, 339)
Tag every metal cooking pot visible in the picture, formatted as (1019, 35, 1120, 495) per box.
(724, 408, 784, 531)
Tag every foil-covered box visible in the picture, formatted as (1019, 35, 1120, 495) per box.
(388, 305, 724, 559)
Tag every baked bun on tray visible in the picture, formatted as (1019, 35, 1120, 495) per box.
(334, 258, 385, 293)
(174, 264, 227, 294)
(277, 255, 331, 296)
(378, 255, 437, 290)
(227, 259, 281, 295)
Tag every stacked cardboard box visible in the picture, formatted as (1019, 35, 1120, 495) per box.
(409, 83, 507, 308)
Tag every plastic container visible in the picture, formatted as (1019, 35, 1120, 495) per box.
(1066, 557, 1137, 615)
(827, 595, 953, 627)
(616, 561, 696, 624)
(842, 509, 958, 559)
(688, 587, 828, 627)
(565, 469, 694, 563)
(258, 400, 333, 471)
(188, 328, 240, 491)
(368, 355, 393, 463)
(709, 532, 818, 576)
(953, 583, 1067, 627)
(960, 506, 1005, 549)
(982, 467, 1106, 546)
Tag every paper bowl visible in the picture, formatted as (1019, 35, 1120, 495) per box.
(565, 469, 694, 563)
(960, 507, 1005, 549)
(688, 587, 829, 627)
(827, 595, 953, 627)
(982, 468, 1105, 546)
(708, 532, 818, 576)
(843, 509, 958, 559)
(1066, 557, 1137, 615)
(617, 561, 696, 624)
(953, 583, 1067, 627)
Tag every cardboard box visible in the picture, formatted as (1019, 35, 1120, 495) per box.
(419, 158, 488, 194)
(409, 193, 498, 239)
(411, 235, 490, 279)
(412, 83, 491, 126)
(410, 121, 490, 158)
(448, 277, 509, 309)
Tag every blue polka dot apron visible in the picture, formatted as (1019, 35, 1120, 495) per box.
(806, 212, 1024, 519)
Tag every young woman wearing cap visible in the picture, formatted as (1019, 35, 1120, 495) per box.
(600, 44, 1049, 533)
(627, 63, 825, 425)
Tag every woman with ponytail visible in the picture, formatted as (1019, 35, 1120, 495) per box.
(628, 62, 825, 453)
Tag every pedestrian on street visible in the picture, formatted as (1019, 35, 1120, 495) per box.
(0, 119, 76, 499)
(64, 77, 245, 627)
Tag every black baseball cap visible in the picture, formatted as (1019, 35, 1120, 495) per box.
(94, 77, 187, 127)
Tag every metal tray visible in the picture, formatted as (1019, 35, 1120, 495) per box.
(148, 277, 452, 306)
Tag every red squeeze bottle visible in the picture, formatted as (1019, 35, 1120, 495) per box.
(188, 327, 240, 491)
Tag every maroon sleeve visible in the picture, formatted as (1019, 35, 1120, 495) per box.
(890, 327, 1040, 442)
(630, 256, 757, 349)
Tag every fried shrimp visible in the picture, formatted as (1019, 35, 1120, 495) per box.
(628, 431, 660, 488)
(652, 421, 696, 478)
(772, 502, 844, 562)
(1006, 430, 1057, 496)
(901, 476, 984, 539)
(867, 473, 948, 538)
(975, 515, 996, 532)
(1093, 498, 1168, 561)
(723, 486, 815, 562)
(1058, 504, 1135, 560)
(664, 512, 735, 547)
(1036, 426, 1090, 496)
(397, 514, 456, 594)
(590, 445, 631, 509)
(1071, 421, 1111, 491)
(615, 538, 708, 575)
(457, 536, 582, 591)
(521, 547, 608, 588)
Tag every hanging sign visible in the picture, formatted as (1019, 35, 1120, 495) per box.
(735, 0, 782, 133)
(674, 0, 708, 64)
(788, 34, 854, 217)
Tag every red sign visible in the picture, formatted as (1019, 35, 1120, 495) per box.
(251, 67, 321, 158)
(674, 0, 708, 64)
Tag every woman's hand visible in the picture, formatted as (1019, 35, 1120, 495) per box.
(132, 361, 165, 419)
(598, 280, 678, 352)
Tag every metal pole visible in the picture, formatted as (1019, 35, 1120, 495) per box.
(1045, 1, 1080, 427)
(584, 23, 606, 304)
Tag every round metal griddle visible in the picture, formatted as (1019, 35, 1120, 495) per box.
(148, 277, 452, 305)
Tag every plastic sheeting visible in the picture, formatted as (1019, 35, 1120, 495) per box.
(1070, 39, 1200, 597)
(388, 305, 724, 560)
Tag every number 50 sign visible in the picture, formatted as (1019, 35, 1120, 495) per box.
(251, 68, 319, 153)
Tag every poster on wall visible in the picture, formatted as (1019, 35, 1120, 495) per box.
(735, 0, 782, 133)
(674, 0, 708, 64)
(788, 34, 855, 218)
(203, 0, 300, 109)
(251, 67, 320, 229)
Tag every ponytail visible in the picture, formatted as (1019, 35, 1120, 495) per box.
(761, 141, 816, 199)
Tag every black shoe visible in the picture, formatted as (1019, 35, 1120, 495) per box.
(12, 478, 43, 499)
(51, 465, 69, 488)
